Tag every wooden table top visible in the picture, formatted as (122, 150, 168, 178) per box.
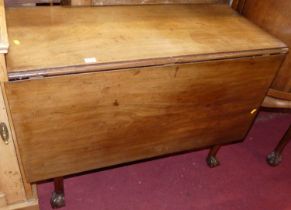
(5, 4, 287, 78)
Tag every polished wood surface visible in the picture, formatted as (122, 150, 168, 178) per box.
(267, 89, 291, 101)
(5, 4, 286, 78)
(5, 55, 284, 182)
(7, 48, 287, 81)
(70, 0, 227, 6)
(262, 96, 291, 109)
(91, 0, 227, 6)
(241, 0, 291, 95)
(0, 199, 39, 210)
(0, 2, 288, 208)
(6, 0, 225, 6)
(0, 0, 8, 54)
(235, 0, 291, 170)
(0, 84, 39, 210)
(0, 85, 27, 203)
(0, 193, 6, 207)
(1, 83, 36, 201)
(0, 6, 40, 207)
(231, 0, 245, 12)
(0, 55, 7, 81)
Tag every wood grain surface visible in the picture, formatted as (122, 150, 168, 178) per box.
(262, 96, 291, 109)
(0, 0, 8, 54)
(5, 4, 286, 77)
(1, 82, 36, 201)
(0, 85, 27, 204)
(241, 0, 291, 94)
(267, 88, 291, 101)
(91, 0, 227, 6)
(0, 199, 39, 210)
(70, 0, 227, 6)
(231, 0, 245, 12)
(0, 55, 7, 81)
(5, 55, 284, 182)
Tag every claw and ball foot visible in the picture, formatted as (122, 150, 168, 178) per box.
(51, 191, 65, 209)
(50, 177, 65, 209)
(266, 151, 282, 166)
(266, 125, 291, 167)
(207, 155, 220, 168)
(206, 145, 221, 168)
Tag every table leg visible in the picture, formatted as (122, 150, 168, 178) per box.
(206, 145, 221, 168)
(267, 125, 291, 166)
(50, 177, 65, 209)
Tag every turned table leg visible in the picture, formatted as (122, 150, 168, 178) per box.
(267, 125, 291, 167)
(50, 177, 65, 209)
(206, 145, 221, 168)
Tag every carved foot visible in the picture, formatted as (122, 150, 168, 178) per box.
(266, 151, 282, 167)
(50, 191, 65, 209)
(206, 156, 220, 168)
